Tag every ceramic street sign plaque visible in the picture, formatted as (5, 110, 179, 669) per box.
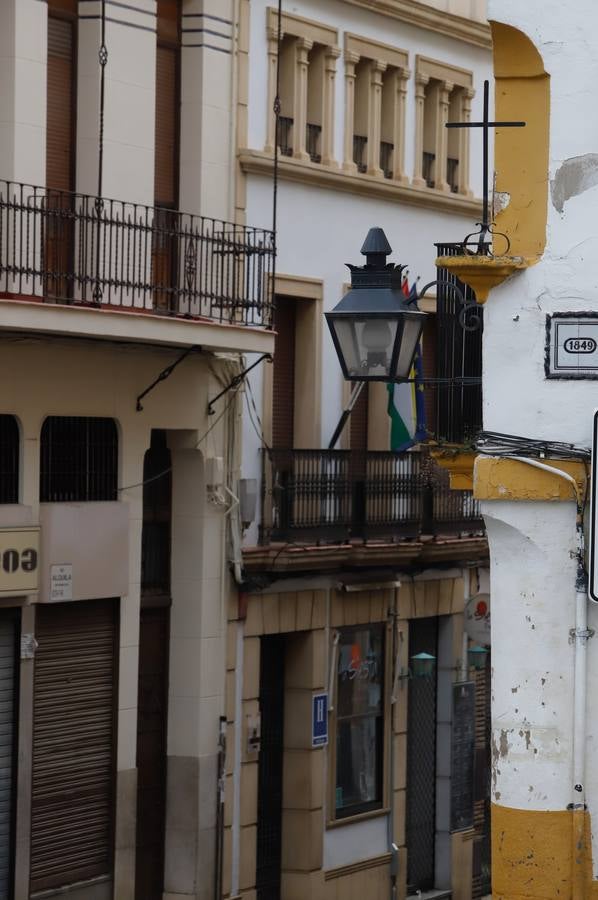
(546, 313, 598, 378)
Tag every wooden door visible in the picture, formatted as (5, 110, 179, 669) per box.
(135, 607, 170, 900)
(272, 297, 296, 450)
(153, 0, 180, 312)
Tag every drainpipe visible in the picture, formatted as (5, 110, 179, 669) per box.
(230, 618, 244, 897)
(388, 585, 400, 900)
(503, 457, 589, 898)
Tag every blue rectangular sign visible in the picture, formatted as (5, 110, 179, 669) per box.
(312, 692, 328, 747)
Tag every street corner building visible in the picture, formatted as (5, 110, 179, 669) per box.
(431, 0, 598, 896)
(0, 0, 275, 898)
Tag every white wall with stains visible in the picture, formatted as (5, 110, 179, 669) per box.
(483, 501, 577, 810)
(485, 0, 598, 447)
(486, 0, 598, 875)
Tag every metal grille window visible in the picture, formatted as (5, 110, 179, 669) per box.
(353, 135, 367, 173)
(40, 416, 118, 502)
(0, 416, 19, 504)
(435, 243, 483, 444)
(277, 117, 293, 156)
(335, 624, 385, 819)
(380, 141, 394, 179)
(306, 123, 322, 162)
(447, 157, 459, 192)
(423, 151, 436, 188)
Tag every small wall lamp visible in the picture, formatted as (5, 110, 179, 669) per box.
(467, 644, 489, 671)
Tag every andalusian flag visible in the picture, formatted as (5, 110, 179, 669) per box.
(386, 281, 427, 451)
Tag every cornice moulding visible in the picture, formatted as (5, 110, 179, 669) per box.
(239, 149, 483, 218)
(340, 0, 492, 50)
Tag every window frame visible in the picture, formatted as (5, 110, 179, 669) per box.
(39, 416, 119, 503)
(328, 620, 392, 826)
(0, 415, 20, 505)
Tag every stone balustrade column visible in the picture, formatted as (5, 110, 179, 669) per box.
(434, 79, 453, 193)
(321, 46, 341, 166)
(459, 87, 475, 196)
(392, 66, 411, 183)
(265, 26, 280, 153)
(343, 50, 360, 173)
(413, 72, 429, 187)
(293, 37, 313, 160)
(366, 60, 387, 177)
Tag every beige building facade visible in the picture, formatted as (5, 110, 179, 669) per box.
(0, 1, 273, 899)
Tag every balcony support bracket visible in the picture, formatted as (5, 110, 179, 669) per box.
(207, 353, 272, 416)
(136, 345, 202, 411)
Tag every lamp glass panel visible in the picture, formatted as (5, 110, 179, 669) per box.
(395, 316, 424, 379)
(332, 317, 400, 379)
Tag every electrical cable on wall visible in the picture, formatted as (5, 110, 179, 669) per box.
(476, 430, 590, 460)
(270, 0, 283, 306)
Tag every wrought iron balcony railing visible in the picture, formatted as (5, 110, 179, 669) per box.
(0, 180, 275, 327)
(260, 449, 483, 544)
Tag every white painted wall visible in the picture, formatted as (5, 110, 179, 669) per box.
(485, 0, 598, 447)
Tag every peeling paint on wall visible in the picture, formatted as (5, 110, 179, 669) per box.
(551, 153, 598, 213)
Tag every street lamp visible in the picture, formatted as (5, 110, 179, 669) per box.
(325, 228, 426, 382)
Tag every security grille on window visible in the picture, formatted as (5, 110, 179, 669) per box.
(0, 416, 19, 504)
(40, 416, 118, 502)
(335, 624, 385, 819)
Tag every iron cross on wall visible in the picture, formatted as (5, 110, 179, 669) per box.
(446, 79, 525, 253)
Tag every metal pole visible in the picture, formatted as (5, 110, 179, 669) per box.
(327, 381, 365, 449)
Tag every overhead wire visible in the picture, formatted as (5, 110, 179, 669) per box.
(117, 388, 240, 494)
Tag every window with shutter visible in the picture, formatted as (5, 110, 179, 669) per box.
(30, 600, 118, 894)
(46, 13, 76, 191)
(155, 0, 180, 207)
(272, 297, 296, 450)
(0, 416, 19, 504)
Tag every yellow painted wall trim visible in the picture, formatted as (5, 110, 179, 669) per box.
(491, 22, 550, 259)
(431, 449, 476, 490)
(435, 254, 529, 303)
(492, 804, 595, 897)
(474, 456, 587, 502)
(324, 852, 392, 879)
(341, 0, 492, 49)
(239, 149, 483, 217)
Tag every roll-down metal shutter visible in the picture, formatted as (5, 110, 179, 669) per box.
(30, 600, 118, 894)
(0, 613, 18, 900)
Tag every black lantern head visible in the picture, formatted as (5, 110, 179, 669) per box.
(326, 228, 426, 382)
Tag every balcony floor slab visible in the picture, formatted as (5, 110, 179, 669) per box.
(0, 297, 274, 355)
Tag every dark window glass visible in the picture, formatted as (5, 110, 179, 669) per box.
(40, 416, 118, 501)
(0, 416, 19, 504)
(335, 624, 385, 819)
